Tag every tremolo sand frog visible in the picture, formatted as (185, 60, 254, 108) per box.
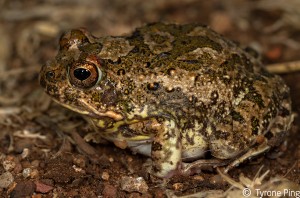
(40, 23, 293, 178)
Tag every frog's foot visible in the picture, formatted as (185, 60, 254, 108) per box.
(150, 118, 182, 178)
(180, 159, 231, 176)
(224, 142, 270, 173)
(179, 142, 271, 176)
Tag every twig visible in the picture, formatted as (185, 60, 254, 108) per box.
(266, 60, 300, 74)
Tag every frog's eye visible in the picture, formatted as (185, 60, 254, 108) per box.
(69, 61, 101, 89)
(59, 29, 90, 50)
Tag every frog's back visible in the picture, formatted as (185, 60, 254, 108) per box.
(100, 23, 264, 113)
(100, 23, 292, 151)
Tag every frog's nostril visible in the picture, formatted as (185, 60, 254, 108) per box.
(46, 71, 55, 79)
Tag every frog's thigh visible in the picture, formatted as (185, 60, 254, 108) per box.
(181, 133, 208, 161)
(208, 124, 269, 173)
(151, 119, 181, 178)
(224, 111, 293, 172)
(208, 124, 244, 160)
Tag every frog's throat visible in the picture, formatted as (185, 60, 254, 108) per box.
(52, 98, 124, 121)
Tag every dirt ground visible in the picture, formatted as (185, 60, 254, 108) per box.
(0, 0, 300, 197)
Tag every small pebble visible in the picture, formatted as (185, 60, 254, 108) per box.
(173, 182, 184, 191)
(127, 156, 133, 163)
(3, 160, 16, 171)
(209, 174, 226, 185)
(22, 168, 32, 178)
(266, 46, 282, 61)
(35, 181, 54, 193)
(108, 157, 114, 163)
(21, 148, 30, 159)
(10, 181, 35, 197)
(102, 183, 117, 198)
(101, 171, 110, 181)
(121, 176, 148, 193)
(73, 155, 87, 168)
(31, 160, 40, 168)
(0, 172, 14, 188)
(13, 162, 23, 174)
(72, 165, 85, 173)
(30, 169, 39, 179)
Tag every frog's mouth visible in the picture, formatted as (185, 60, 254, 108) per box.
(52, 98, 124, 121)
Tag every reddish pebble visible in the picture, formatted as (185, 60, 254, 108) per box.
(266, 46, 282, 61)
(35, 181, 54, 193)
(102, 183, 117, 198)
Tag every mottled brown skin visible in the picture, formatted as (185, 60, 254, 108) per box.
(39, 23, 293, 178)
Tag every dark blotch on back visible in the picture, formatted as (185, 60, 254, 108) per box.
(251, 116, 259, 135)
(231, 110, 245, 123)
(117, 69, 126, 75)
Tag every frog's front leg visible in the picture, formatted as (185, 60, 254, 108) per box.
(151, 118, 182, 178)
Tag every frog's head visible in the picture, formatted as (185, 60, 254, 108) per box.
(39, 29, 124, 121)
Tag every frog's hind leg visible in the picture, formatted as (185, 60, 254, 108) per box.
(180, 158, 231, 176)
(224, 104, 294, 173)
(223, 141, 270, 173)
(179, 140, 269, 176)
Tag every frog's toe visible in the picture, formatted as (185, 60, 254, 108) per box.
(181, 159, 230, 176)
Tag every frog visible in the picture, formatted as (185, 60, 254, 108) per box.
(39, 22, 293, 178)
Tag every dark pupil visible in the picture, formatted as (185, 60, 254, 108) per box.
(74, 68, 91, 81)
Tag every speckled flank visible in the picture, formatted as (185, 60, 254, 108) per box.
(39, 23, 293, 178)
